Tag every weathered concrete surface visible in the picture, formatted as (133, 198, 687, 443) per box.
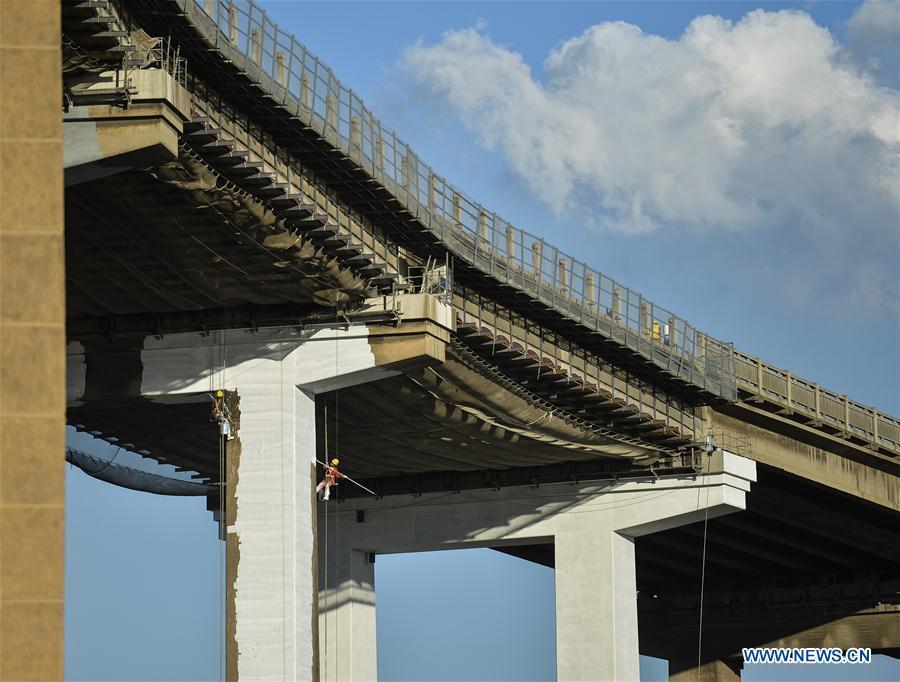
(63, 69, 188, 185)
(710, 409, 900, 511)
(0, 2, 66, 680)
(669, 660, 741, 682)
(319, 452, 756, 682)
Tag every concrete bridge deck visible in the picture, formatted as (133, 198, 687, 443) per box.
(53, 1, 900, 680)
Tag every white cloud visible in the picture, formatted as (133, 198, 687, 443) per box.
(402, 10, 899, 238)
(847, 0, 900, 87)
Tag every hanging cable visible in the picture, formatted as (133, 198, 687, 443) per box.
(322, 401, 329, 682)
(217, 331, 227, 682)
(83, 445, 123, 475)
(697, 435, 714, 674)
(333, 323, 340, 678)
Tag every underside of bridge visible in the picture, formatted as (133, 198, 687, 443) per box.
(59, 1, 899, 680)
(68, 342, 674, 491)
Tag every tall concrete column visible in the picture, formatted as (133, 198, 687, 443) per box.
(219, 353, 317, 682)
(555, 529, 639, 681)
(317, 541, 377, 682)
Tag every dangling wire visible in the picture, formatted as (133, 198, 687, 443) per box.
(218, 425, 225, 682)
(323, 401, 329, 682)
(332, 321, 340, 678)
(697, 438, 713, 673)
(84, 445, 123, 475)
(216, 330, 227, 682)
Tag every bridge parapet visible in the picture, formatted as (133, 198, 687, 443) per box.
(734, 351, 899, 456)
(150, 0, 737, 403)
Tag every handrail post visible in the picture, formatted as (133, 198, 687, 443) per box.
(785, 371, 792, 409)
(300, 73, 311, 109)
(756, 357, 763, 394)
(400, 149, 409, 190)
(326, 92, 337, 132)
(229, 4, 239, 46)
(350, 116, 361, 151)
(872, 407, 879, 446)
(276, 52, 286, 87)
(373, 134, 383, 175)
(844, 395, 851, 432)
(251, 28, 261, 63)
(477, 211, 489, 258)
(428, 172, 437, 211)
(814, 385, 821, 422)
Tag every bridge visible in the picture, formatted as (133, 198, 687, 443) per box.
(1, 0, 897, 680)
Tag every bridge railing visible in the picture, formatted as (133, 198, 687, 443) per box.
(177, 0, 738, 402)
(452, 290, 698, 441)
(734, 352, 899, 453)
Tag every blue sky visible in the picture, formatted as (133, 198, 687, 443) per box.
(66, 2, 899, 680)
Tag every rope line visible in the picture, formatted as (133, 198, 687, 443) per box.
(697, 449, 713, 674)
(334, 325, 340, 679)
(323, 401, 329, 682)
(216, 330, 226, 682)
(280, 343, 287, 680)
(83, 445, 123, 475)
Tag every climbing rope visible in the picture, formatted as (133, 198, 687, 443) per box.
(323, 401, 329, 681)
(697, 435, 714, 673)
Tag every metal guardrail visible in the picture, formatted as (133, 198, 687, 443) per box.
(452, 289, 698, 440)
(734, 352, 899, 453)
(171, 0, 737, 402)
(165, 0, 898, 455)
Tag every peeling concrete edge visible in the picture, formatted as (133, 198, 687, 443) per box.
(225, 390, 241, 682)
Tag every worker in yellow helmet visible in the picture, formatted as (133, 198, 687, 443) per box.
(316, 458, 344, 501)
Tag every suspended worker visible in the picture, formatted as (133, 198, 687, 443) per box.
(316, 458, 344, 501)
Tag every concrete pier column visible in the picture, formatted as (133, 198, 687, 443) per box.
(317, 538, 377, 682)
(556, 529, 639, 681)
(219, 361, 324, 681)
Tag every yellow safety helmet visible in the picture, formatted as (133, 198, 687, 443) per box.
(331, 458, 340, 466)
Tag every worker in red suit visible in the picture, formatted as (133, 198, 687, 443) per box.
(316, 458, 343, 501)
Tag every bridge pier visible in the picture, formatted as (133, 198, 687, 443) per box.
(318, 452, 756, 681)
(318, 545, 377, 682)
(67, 295, 453, 682)
(555, 526, 640, 680)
